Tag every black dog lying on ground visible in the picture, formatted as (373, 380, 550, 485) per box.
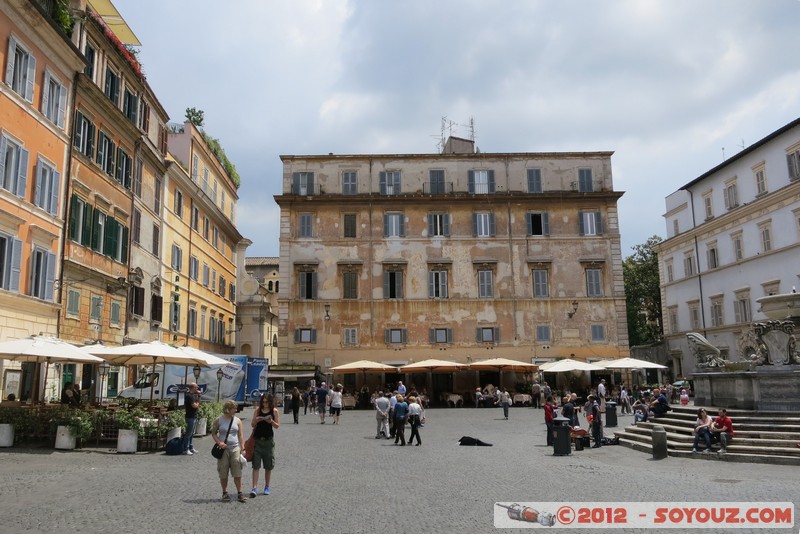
(459, 436, 493, 446)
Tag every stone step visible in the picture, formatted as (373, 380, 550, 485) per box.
(616, 437, 800, 467)
(637, 417, 797, 432)
(618, 424, 800, 445)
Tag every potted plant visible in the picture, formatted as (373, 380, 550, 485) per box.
(196, 401, 222, 436)
(163, 410, 185, 442)
(50, 407, 95, 450)
(0, 407, 28, 447)
(113, 407, 148, 454)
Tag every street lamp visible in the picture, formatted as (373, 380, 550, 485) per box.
(192, 364, 202, 381)
(216, 368, 224, 402)
(98, 361, 111, 406)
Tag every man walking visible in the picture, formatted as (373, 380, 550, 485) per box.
(374, 391, 390, 438)
(183, 383, 201, 455)
(316, 382, 330, 424)
(597, 379, 607, 413)
(531, 381, 541, 408)
(589, 394, 603, 448)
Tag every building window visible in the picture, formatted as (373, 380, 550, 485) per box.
(532, 269, 549, 298)
(665, 260, 674, 283)
(468, 170, 495, 194)
(174, 190, 183, 219)
(703, 193, 713, 220)
(477, 326, 499, 343)
(342, 327, 358, 346)
(152, 224, 160, 257)
(788, 148, 800, 180)
(130, 285, 144, 317)
(759, 222, 772, 252)
(536, 325, 551, 342)
(5, 36, 35, 102)
(527, 168, 542, 193)
(202, 264, 209, 287)
(429, 327, 453, 344)
(0, 232, 22, 292)
(585, 268, 603, 297)
(343, 213, 357, 238)
(138, 99, 150, 132)
(384, 328, 407, 345)
(188, 307, 197, 337)
(383, 213, 405, 237)
(90, 295, 102, 322)
(110, 301, 121, 326)
(299, 213, 313, 238)
(104, 66, 120, 105)
(379, 171, 401, 195)
(724, 181, 739, 210)
(343, 271, 358, 299)
(83, 42, 96, 80)
(384, 270, 404, 299)
(203, 217, 210, 240)
(189, 256, 199, 281)
(754, 166, 767, 196)
(122, 89, 138, 124)
(170, 244, 182, 272)
(732, 233, 743, 261)
(66, 288, 80, 317)
(68, 195, 91, 246)
(95, 131, 116, 177)
(298, 271, 318, 299)
(734, 292, 751, 324)
(683, 253, 695, 277)
(526, 212, 550, 236)
(478, 270, 494, 298)
(292, 172, 314, 195)
(688, 302, 700, 330)
(668, 306, 678, 334)
(29, 246, 55, 301)
(473, 212, 496, 237)
(590, 324, 605, 341)
(192, 207, 200, 232)
(42, 71, 67, 128)
(294, 328, 317, 344)
(133, 157, 142, 197)
(428, 270, 448, 299)
(34, 157, 60, 215)
(578, 168, 593, 192)
(132, 209, 141, 244)
(212, 226, 219, 249)
(706, 243, 718, 270)
(427, 213, 450, 237)
(115, 148, 132, 189)
(1, 133, 29, 197)
(73, 111, 95, 159)
(229, 283, 235, 301)
(154, 178, 162, 212)
(578, 211, 602, 236)
(211, 269, 216, 292)
(428, 169, 446, 194)
(710, 298, 724, 327)
(342, 171, 357, 194)
(219, 276, 226, 297)
(151, 294, 163, 324)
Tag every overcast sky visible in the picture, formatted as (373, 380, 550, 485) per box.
(114, 0, 800, 258)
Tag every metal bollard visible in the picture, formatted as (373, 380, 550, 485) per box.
(651, 425, 668, 460)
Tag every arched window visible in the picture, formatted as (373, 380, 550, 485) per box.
(272, 334, 278, 347)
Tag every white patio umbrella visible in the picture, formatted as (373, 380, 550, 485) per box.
(400, 359, 466, 373)
(596, 357, 667, 370)
(468, 357, 538, 389)
(84, 341, 209, 401)
(539, 358, 606, 373)
(330, 360, 398, 392)
(0, 335, 104, 402)
(178, 346, 242, 368)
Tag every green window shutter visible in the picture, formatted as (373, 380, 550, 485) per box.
(81, 204, 93, 246)
(120, 225, 129, 263)
(68, 195, 80, 241)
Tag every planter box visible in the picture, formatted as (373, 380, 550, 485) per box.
(117, 428, 138, 453)
(55, 425, 76, 450)
(166, 427, 182, 442)
(0, 424, 14, 447)
(194, 417, 207, 436)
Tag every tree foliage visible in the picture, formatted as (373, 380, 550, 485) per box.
(623, 235, 663, 346)
(185, 107, 205, 127)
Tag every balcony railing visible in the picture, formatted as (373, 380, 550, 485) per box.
(291, 183, 322, 196)
(423, 182, 454, 194)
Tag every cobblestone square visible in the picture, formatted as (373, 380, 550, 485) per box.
(0, 407, 798, 533)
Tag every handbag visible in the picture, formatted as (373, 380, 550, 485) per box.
(211, 416, 234, 459)
(242, 433, 255, 461)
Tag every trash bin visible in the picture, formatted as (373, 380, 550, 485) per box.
(605, 401, 617, 428)
(552, 415, 572, 456)
(284, 395, 292, 414)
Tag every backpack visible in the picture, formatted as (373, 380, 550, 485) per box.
(165, 436, 183, 455)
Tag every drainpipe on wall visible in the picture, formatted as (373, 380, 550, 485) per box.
(686, 189, 707, 336)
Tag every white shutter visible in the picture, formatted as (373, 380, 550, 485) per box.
(41, 71, 51, 117)
(56, 83, 66, 128)
(5, 37, 16, 85)
(24, 53, 35, 102)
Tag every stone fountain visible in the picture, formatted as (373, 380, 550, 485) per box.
(689, 292, 800, 411)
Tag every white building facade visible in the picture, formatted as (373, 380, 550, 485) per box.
(657, 117, 800, 377)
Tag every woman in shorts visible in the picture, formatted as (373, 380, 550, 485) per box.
(329, 384, 344, 424)
(211, 400, 246, 502)
(249, 393, 279, 497)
